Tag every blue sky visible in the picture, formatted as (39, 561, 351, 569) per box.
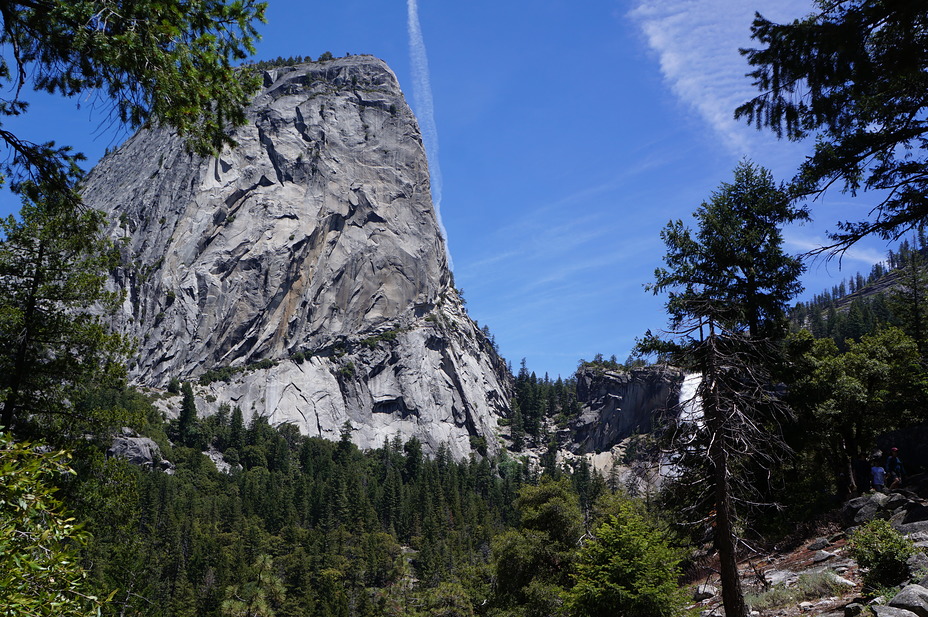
(1, 0, 894, 379)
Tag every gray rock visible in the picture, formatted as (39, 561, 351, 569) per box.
(827, 572, 856, 587)
(107, 436, 162, 468)
(693, 583, 717, 601)
(814, 550, 838, 562)
(202, 448, 237, 474)
(898, 521, 928, 536)
(84, 56, 511, 459)
(890, 584, 928, 617)
(809, 537, 831, 550)
(765, 569, 799, 586)
(908, 552, 928, 581)
(845, 602, 864, 617)
(844, 492, 892, 526)
(873, 607, 920, 617)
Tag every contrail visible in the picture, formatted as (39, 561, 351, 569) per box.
(406, 0, 451, 262)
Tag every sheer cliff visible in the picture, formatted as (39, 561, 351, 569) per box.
(83, 55, 511, 458)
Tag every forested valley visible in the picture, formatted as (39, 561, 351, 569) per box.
(7, 228, 928, 617)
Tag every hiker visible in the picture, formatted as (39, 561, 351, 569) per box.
(886, 447, 906, 490)
(871, 460, 886, 492)
(853, 454, 871, 494)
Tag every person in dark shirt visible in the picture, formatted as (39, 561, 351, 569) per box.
(853, 454, 872, 494)
(886, 447, 906, 490)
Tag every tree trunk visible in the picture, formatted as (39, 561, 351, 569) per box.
(713, 446, 746, 617)
(705, 329, 747, 617)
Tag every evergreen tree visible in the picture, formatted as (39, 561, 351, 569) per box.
(179, 382, 198, 447)
(0, 186, 131, 435)
(786, 327, 927, 495)
(230, 406, 246, 452)
(490, 478, 583, 617)
(737, 0, 928, 249)
(222, 554, 285, 617)
(639, 161, 804, 617)
(0, 0, 266, 207)
(565, 501, 687, 617)
(888, 247, 928, 356)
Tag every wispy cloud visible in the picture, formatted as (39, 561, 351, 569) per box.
(406, 0, 448, 258)
(785, 234, 888, 266)
(628, 0, 813, 155)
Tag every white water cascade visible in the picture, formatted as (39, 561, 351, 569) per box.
(678, 372, 703, 425)
(659, 372, 704, 481)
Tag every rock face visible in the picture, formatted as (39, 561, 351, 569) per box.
(83, 56, 511, 458)
(569, 366, 682, 453)
(108, 431, 173, 472)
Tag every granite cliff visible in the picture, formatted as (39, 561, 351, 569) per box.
(569, 365, 682, 454)
(83, 55, 510, 458)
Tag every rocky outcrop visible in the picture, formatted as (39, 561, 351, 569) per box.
(568, 365, 682, 453)
(108, 430, 174, 472)
(83, 56, 511, 458)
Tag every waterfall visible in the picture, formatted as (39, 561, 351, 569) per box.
(678, 372, 703, 424)
(658, 372, 703, 481)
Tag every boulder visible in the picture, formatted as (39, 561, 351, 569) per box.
(843, 492, 891, 526)
(898, 522, 928, 536)
(907, 552, 928, 582)
(890, 584, 928, 617)
(844, 602, 864, 616)
(873, 607, 920, 617)
(809, 537, 831, 550)
(692, 583, 717, 601)
(108, 436, 163, 468)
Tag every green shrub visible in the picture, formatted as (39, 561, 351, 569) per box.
(469, 435, 488, 456)
(339, 361, 355, 378)
(199, 365, 241, 385)
(746, 570, 844, 611)
(848, 519, 915, 590)
(745, 586, 795, 611)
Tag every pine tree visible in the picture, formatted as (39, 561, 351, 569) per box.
(639, 160, 803, 617)
(222, 554, 285, 617)
(0, 0, 266, 206)
(889, 248, 928, 356)
(0, 186, 131, 435)
(737, 0, 928, 250)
